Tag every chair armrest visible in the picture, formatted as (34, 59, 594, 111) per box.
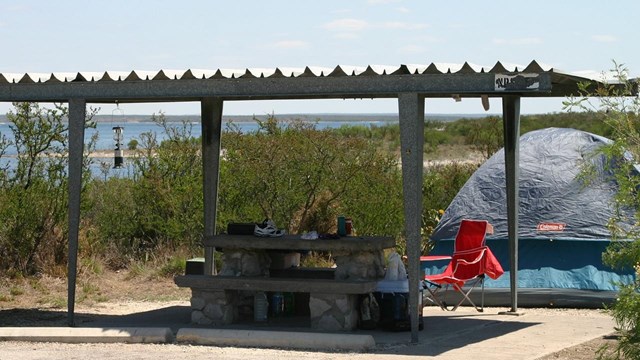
(451, 247, 487, 276)
(454, 247, 487, 266)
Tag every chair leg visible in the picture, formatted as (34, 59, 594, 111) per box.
(481, 276, 485, 311)
(451, 279, 484, 312)
(424, 282, 449, 311)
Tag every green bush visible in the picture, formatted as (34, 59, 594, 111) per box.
(565, 62, 640, 360)
(96, 113, 204, 264)
(418, 162, 477, 254)
(84, 177, 139, 267)
(220, 115, 401, 235)
(422, 162, 478, 213)
(0, 102, 96, 275)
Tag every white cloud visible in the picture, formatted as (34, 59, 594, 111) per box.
(274, 40, 309, 49)
(592, 34, 618, 43)
(396, 6, 410, 13)
(323, 18, 368, 32)
(368, 0, 401, 4)
(493, 37, 543, 45)
(381, 21, 428, 30)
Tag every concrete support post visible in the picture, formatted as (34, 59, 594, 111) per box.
(67, 98, 86, 326)
(201, 98, 224, 275)
(502, 95, 521, 313)
(398, 93, 425, 343)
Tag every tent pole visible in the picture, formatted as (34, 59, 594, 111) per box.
(502, 95, 521, 313)
(67, 98, 86, 326)
(201, 98, 223, 275)
(398, 93, 425, 343)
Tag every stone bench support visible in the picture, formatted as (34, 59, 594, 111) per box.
(175, 275, 377, 330)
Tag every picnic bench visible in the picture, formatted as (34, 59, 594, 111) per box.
(175, 234, 395, 331)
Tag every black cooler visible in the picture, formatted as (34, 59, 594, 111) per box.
(373, 279, 424, 331)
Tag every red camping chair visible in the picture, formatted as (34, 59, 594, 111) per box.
(424, 219, 504, 312)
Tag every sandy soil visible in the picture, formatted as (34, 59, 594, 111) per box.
(0, 304, 618, 360)
(537, 335, 617, 360)
(3, 340, 619, 360)
(0, 271, 619, 359)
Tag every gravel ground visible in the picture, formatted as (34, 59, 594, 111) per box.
(0, 301, 617, 360)
(0, 335, 617, 360)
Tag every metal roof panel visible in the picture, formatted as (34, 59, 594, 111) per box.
(2, 62, 610, 84)
(0, 62, 629, 103)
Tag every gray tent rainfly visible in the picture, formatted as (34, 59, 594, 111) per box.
(0, 61, 631, 343)
(430, 127, 636, 291)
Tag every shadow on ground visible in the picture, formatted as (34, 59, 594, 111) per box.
(0, 306, 191, 332)
(376, 313, 539, 356)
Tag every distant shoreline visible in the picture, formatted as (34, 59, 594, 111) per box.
(0, 113, 498, 124)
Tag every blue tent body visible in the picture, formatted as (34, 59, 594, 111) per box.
(427, 128, 636, 291)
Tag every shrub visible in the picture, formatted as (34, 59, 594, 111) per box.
(220, 115, 401, 236)
(0, 102, 96, 275)
(565, 61, 640, 360)
(88, 112, 203, 266)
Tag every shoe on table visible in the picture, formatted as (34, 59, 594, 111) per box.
(254, 219, 286, 237)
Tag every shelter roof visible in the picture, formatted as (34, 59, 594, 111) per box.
(0, 61, 626, 103)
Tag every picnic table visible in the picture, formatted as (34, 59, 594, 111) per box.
(175, 234, 395, 331)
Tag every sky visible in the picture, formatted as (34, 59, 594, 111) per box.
(0, 0, 638, 117)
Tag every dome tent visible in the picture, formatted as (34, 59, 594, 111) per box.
(428, 127, 636, 291)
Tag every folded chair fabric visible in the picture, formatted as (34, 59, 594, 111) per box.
(424, 219, 504, 312)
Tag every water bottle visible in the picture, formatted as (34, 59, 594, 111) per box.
(254, 292, 268, 322)
(283, 292, 295, 316)
(271, 292, 284, 317)
(337, 216, 346, 236)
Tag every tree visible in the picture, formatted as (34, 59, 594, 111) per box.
(467, 116, 503, 160)
(565, 61, 640, 360)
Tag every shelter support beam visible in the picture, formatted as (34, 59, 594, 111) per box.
(502, 95, 521, 313)
(201, 98, 224, 275)
(398, 93, 425, 343)
(67, 98, 86, 326)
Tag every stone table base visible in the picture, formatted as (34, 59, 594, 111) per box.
(309, 293, 359, 331)
(190, 289, 239, 325)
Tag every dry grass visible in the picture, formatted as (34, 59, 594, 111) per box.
(0, 269, 190, 310)
(424, 144, 484, 162)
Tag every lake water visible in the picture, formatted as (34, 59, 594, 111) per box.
(0, 120, 393, 178)
(0, 120, 393, 154)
